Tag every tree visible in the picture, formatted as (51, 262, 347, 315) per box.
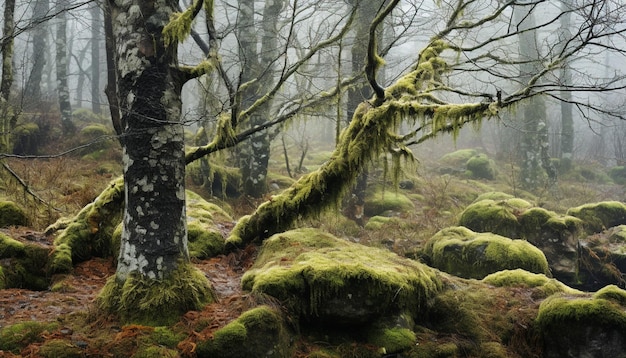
(97, 0, 216, 325)
(69, 0, 625, 323)
(559, 0, 574, 170)
(55, 0, 74, 134)
(90, 2, 102, 114)
(1, 0, 16, 153)
(24, 0, 49, 102)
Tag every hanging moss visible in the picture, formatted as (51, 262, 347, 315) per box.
(97, 262, 216, 325)
(241, 228, 442, 324)
(423, 226, 550, 279)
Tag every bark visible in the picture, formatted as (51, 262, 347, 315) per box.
(56, 0, 74, 134)
(91, 3, 102, 114)
(103, 3, 122, 138)
(559, 0, 574, 170)
(1, 0, 16, 153)
(24, 0, 49, 102)
(107, 0, 188, 282)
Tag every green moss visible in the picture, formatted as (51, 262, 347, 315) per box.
(50, 177, 124, 272)
(364, 215, 397, 230)
(0, 200, 28, 227)
(0, 321, 60, 353)
(423, 226, 550, 279)
(133, 345, 179, 358)
(242, 228, 442, 322)
(478, 342, 508, 358)
(411, 340, 458, 358)
(466, 154, 496, 180)
(364, 187, 415, 216)
(482, 269, 580, 297)
(536, 294, 626, 331)
(197, 306, 291, 358)
(366, 326, 416, 354)
(458, 199, 526, 238)
(186, 190, 232, 259)
(97, 262, 216, 325)
(0, 232, 25, 257)
(567, 201, 626, 233)
(473, 191, 514, 202)
(593, 285, 626, 306)
(440, 149, 479, 167)
(72, 108, 107, 123)
(609, 166, 626, 185)
(39, 339, 83, 358)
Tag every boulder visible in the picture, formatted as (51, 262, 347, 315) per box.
(422, 226, 550, 279)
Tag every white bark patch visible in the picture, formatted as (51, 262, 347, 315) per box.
(136, 205, 144, 216)
(150, 221, 159, 230)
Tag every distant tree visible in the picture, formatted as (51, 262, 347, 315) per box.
(90, 2, 102, 114)
(55, 0, 74, 133)
(559, 0, 574, 170)
(24, 0, 49, 103)
(1, 0, 16, 152)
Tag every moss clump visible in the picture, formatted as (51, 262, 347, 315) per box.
(439, 149, 478, 167)
(50, 177, 124, 273)
(567, 201, 626, 233)
(458, 199, 531, 238)
(0, 200, 29, 227)
(0, 233, 51, 290)
(423, 226, 550, 279)
(196, 306, 292, 358)
(39, 339, 84, 358)
(482, 269, 580, 298)
(0, 232, 25, 257)
(242, 228, 442, 323)
(593, 285, 626, 306)
(466, 154, 496, 180)
(366, 325, 416, 354)
(186, 191, 232, 259)
(364, 187, 415, 217)
(609, 166, 626, 185)
(97, 262, 216, 325)
(364, 215, 398, 230)
(0, 321, 59, 353)
(473, 191, 514, 202)
(536, 293, 626, 357)
(133, 346, 179, 358)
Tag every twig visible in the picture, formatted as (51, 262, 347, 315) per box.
(2, 162, 62, 212)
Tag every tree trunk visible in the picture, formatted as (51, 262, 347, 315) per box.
(24, 0, 48, 102)
(91, 3, 102, 114)
(559, 0, 574, 171)
(98, 0, 214, 325)
(1, 0, 16, 153)
(55, 0, 74, 134)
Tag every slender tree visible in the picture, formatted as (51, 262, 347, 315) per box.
(0, 0, 16, 153)
(55, 0, 74, 133)
(91, 3, 102, 114)
(24, 0, 49, 102)
(559, 0, 574, 170)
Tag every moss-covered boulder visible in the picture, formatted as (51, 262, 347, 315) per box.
(196, 306, 292, 358)
(536, 289, 626, 358)
(439, 148, 478, 167)
(609, 166, 626, 185)
(49, 177, 124, 273)
(465, 154, 496, 180)
(364, 187, 415, 217)
(0, 200, 29, 227)
(576, 225, 626, 290)
(0, 232, 50, 290)
(482, 269, 581, 298)
(186, 191, 232, 259)
(459, 198, 584, 285)
(567, 201, 626, 234)
(422, 226, 550, 279)
(242, 228, 442, 325)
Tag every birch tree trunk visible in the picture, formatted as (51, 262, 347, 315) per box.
(1, 0, 16, 153)
(55, 0, 74, 134)
(91, 3, 102, 114)
(559, 0, 574, 171)
(24, 0, 48, 102)
(98, 0, 214, 325)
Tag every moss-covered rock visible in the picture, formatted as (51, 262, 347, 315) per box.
(466, 154, 496, 180)
(0, 321, 59, 353)
(439, 148, 478, 167)
(186, 191, 232, 259)
(365, 325, 416, 355)
(575, 225, 626, 290)
(458, 198, 533, 239)
(364, 187, 415, 217)
(364, 215, 402, 230)
(97, 262, 216, 325)
(536, 291, 626, 357)
(0, 232, 51, 290)
(12, 122, 40, 155)
(482, 269, 581, 298)
(423, 226, 550, 279)
(196, 306, 292, 358)
(242, 228, 442, 324)
(49, 177, 124, 273)
(567, 201, 626, 234)
(0, 200, 29, 227)
(472, 191, 515, 202)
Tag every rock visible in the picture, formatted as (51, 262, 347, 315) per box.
(536, 287, 626, 358)
(0, 201, 29, 228)
(465, 154, 496, 180)
(422, 226, 550, 279)
(242, 228, 442, 325)
(567, 201, 626, 234)
(364, 187, 415, 217)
